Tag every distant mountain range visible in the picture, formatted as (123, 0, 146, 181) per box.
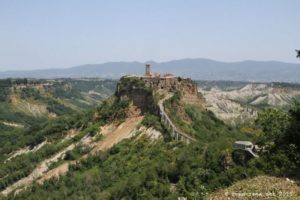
(1, 58, 300, 82)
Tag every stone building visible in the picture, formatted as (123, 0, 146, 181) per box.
(140, 64, 198, 95)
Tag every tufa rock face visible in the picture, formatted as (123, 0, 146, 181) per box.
(116, 75, 202, 112)
(116, 77, 156, 113)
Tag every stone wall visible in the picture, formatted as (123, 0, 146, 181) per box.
(141, 76, 198, 95)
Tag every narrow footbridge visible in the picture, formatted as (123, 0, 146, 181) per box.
(158, 96, 196, 144)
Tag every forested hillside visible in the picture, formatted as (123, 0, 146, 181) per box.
(0, 78, 116, 125)
(1, 90, 256, 199)
(0, 77, 299, 199)
(0, 78, 116, 165)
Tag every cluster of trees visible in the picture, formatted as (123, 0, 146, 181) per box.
(64, 145, 91, 161)
(116, 77, 147, 95)
(48, 79, 116, 109)
(0, 78, 118, 165)
(164, 91, 250, 142)
(17, 87, 73, 115)
(5, 134, 260, 200)
(1, 72, 299, 199)
(0, 79, 74, 140)
(0, 112, 92, 190)
(0, 79, 13, 102)
(141, 114, 164, 132)
(96, 97, 130, 124)
(165, 89, 300, 179)
(253, 101, 300, 177)
(3, 89, 260, 199)
(0, 92, 132, 192)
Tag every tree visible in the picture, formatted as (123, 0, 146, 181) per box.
(296, 49, 300, 59)
(255, 102, 300, 177)
(284, 101, 300, 150)
(256, 108, 290, 146)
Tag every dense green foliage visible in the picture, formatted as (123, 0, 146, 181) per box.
(64, 145, 92, 161)
(1, 78, 299, 199)
(116, 77, 149, 95)
(164, 91, 250, 143)
(141, 114, 163, 132)
(0, 93, 130, 192)
(0, 79, 12, 102)
(48, 78, 116, 109)
(166, 91, 300, 179)
(5, 135, 260, 200)
(2, 90, 260, 199)
(253, 101, 300, 177)
(0, 78, 134, 196)
(0, 112, 95, 190)
(0, 78, 117, 158)
(96, 97, 130, 124)
(255, 108, 290, 145)
(0, 112, 84, 158)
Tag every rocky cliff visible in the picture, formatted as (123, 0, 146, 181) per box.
(116, 76, 203, 113)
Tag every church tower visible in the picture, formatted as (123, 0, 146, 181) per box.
(145, 64, 151, 76)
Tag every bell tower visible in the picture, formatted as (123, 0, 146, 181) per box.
(145, 64, 151, 76)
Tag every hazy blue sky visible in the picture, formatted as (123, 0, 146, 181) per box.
(0, 0, 299, 71)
